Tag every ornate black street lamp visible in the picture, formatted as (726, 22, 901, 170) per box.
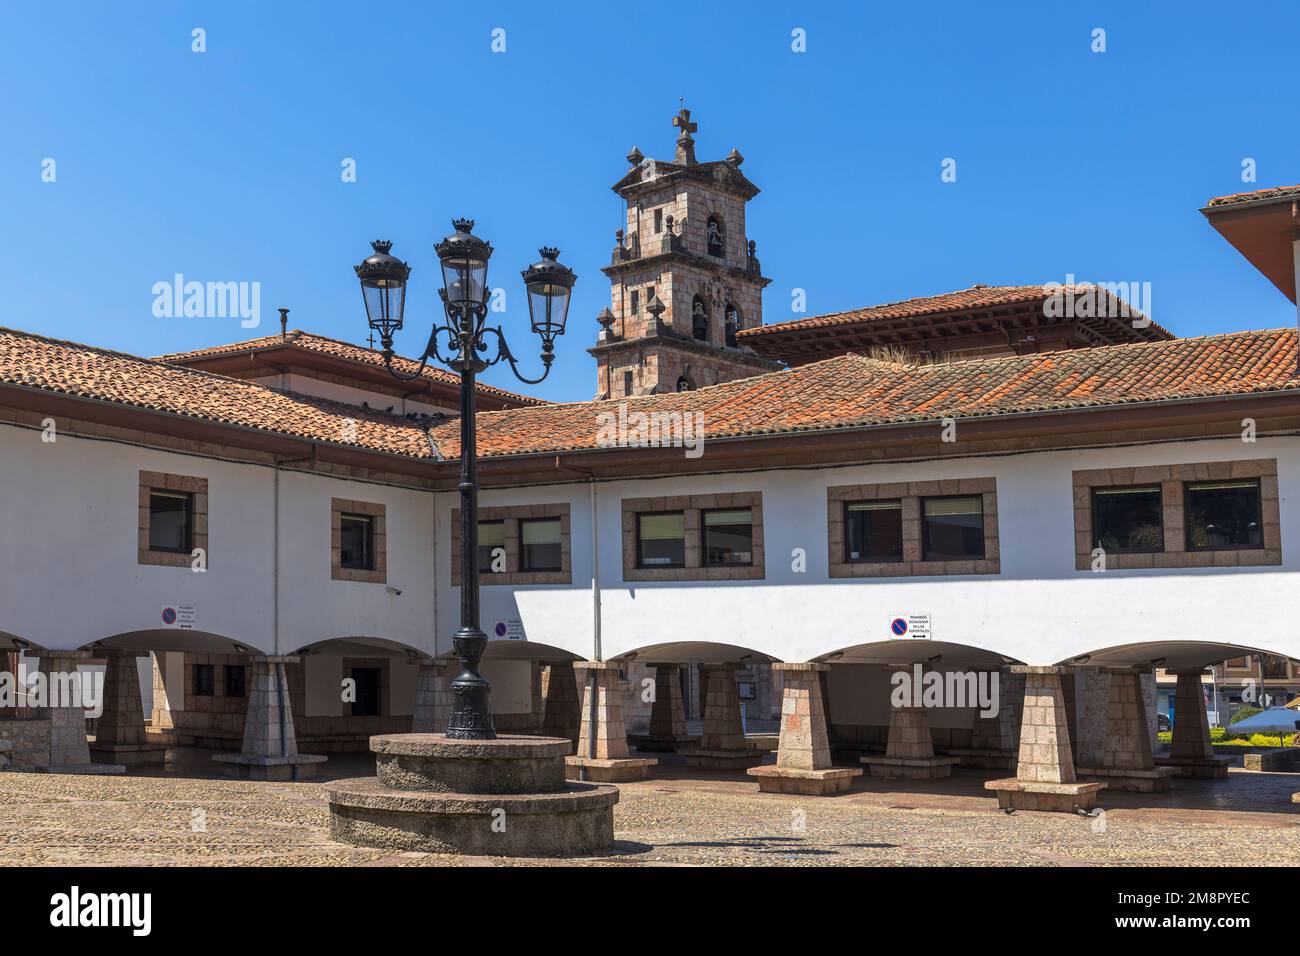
(355, 221, 576, 739)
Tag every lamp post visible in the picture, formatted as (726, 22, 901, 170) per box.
(354, 220, 576, 740)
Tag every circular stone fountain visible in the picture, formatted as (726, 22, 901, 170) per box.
(327, 734, 619, 857)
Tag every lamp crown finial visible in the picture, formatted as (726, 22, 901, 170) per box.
(451, 218, 475, 233)
(371, 240, 392, 254)
(538, 246, 560, 260)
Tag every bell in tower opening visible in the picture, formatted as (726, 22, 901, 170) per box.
(588, 109, 782, 400)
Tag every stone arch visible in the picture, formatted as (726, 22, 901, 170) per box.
(676, 375, 695, 392)
(691, 294, 710, 341)
(705, 213, 725, 258)
(724, 301, 741, 346)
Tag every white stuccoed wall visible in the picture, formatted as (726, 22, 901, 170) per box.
(2, 417, 1295, 668)
(440, 435, 1300, 666)
(0, 422, 436, 656)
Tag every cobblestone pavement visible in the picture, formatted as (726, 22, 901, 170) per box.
(1, 751, 1298, 866)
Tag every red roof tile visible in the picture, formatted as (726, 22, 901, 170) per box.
(737, 284, 1169, 339)
(431, 328, 1300, 459)
(1206, 184, 1300, 208)
(158, 330, 548, 407)
(1, 326, 1294, 465)
(1, 328, 437, 459)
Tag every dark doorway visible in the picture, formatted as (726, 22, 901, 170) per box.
(350, 667, 381, 717)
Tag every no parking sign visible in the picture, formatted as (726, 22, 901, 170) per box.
(889, 614, 932, 640)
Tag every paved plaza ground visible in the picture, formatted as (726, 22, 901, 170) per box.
(2, 750, 1300, 866)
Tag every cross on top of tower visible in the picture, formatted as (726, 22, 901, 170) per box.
(672, 107, 698, 165)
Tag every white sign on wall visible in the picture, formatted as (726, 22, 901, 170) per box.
(161, 605, 196, 629)
(492, 619, 525, 641)
(889, 614, 932, 640)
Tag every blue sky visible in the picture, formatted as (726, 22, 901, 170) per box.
(2, 1, 1298, 403)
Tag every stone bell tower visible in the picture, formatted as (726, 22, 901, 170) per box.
(589, 109, 782, 399)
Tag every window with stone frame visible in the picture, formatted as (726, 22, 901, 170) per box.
(1072, 460, 1280, 570)
(691, 295, 709, 341)
(138, 470, 208, 568)
(827, 478, 999, 578)
(630, 289, 639, 314)
(331, 498, 386, 583)
(451, 503, 571, 586)
(622, 492, 764, 582)
(193, 663, 215, 697)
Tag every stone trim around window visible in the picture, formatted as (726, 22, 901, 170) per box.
(331, 497, 387, 584)
(450, 503, 572, 586)
(827, 478, 1000, 578)
(138, 470, 208, 568)
(1072, 459, 1281, 570)
(621, 492, 764, 582)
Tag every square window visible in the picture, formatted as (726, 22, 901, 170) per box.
(193, 664, 214, 697)
(478, 519, 505, 573)
(149, 490, 193, 553)
(521, 517, 563, 572)
(922, 496, 985, 561)
(702, 508, 753, 566)
(844, 500, 903, 562)
(1092, 486, 1164, 553)
(637, 512, 685, 568)
(1185, 480, 1263, 551)
(224, 665, 246, 698)
(340, 513, 374, 570)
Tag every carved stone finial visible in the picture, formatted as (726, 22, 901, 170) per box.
(627, 146, 644, 166)
(726, 148, 744, 167)
(596, 306, 616, 330)
(645, 294, 666, 321)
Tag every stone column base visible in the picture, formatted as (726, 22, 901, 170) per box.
(1154, 755, 1232, 779)
(944, 748, 1016, 770)
(985, 778, 1105, 812)
(1077, 764, 1176, 792)
(747, 765, 862, 795)
(213, 752, 327, 781)
(89, 741, 167, 766)
(627, 733, 700, 753)
(861, 755, 959, 780)
(683, 748, 765, 770)
(564, 755, 655, 783)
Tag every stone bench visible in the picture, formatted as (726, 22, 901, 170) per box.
(861, 754, 959, 780)
(1243, 749, 1300, 773)
(984, 778, 1106, 812)
(1077, 764, 1176, 793)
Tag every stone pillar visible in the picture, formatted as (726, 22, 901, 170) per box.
(89, 649, 163, 765)
(411, 660, 451, 734)
(985, 666, 1104, 812)
(1077, 668, 1176, 791)
(1074, 666, 1111, 770)
(1155, 669, 1231, 778)
(862, 704, 959, 779)
(685, 664, 762, 770)
(541, 663, 581, 748)
(628, 663, 698, 752)
(212, 656, 325, 780)
(150, 652, 175, 731)
(564, 661, 654, 782)
(952, 668, 1022, 770)
(749, 663, 861, 794)
(35, 650, 124, 774)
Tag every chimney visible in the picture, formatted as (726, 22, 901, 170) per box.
(279, 308, 289, 340)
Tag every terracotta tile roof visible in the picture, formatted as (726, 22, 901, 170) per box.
(1, 326, 1295, 466)
(1206, 184, 1300, 208)
(430, 328, 1300, 459)
(0, 327, 437, 459)
(157, 330, 548, 407)
(737, 284, 1168, 338)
